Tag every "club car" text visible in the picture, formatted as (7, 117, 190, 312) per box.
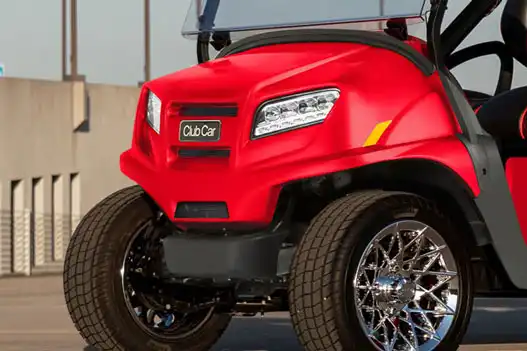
(182, 124, 218, 139)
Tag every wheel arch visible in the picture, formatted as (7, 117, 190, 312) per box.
(346, 159, 490, 247)
(286, 158, 489, 249)
(288, 157, 523, 290)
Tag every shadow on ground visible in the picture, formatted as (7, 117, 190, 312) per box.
(81, 317, 301, 351)
(82, 300, 527, 350)
(213, 317, 301, 351)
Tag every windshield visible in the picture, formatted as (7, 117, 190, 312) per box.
(182, 0, 430, 38)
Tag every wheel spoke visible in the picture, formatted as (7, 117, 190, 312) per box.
(358, 289, 371, 307)
(353, 220, 459, 351)
(382, 318, 390, 348)
(427, 275, 456, 294)
(405, 230, 426, 272)
(374, 246, 382, 281)
(403, 305, 442, 341)
(417, 284, 456, 315)
(377, 241, 392, 268)
(369, 314, 388, 336)
(398, 315, 420, 349)
(413, 270, 457, 277)
(392, 228, 405, 268)
(404, 307, 455, 317)
(361, 267, 372, 286)
(413, 252, 442, 283)
(386, 231, 397, 259)
(412, 245, 447, 262)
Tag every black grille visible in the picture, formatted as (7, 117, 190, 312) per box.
(175, 202, 229, 219)
(179, 105, 238, 117)
(178, 148, 231, 158)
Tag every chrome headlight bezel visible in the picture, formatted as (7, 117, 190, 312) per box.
(251, 88, 341, 140)
(146, 90, 162, 134)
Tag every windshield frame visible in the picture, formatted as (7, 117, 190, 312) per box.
(183, 0, 429, 38)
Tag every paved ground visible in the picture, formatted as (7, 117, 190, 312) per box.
(0, 276, 527, 351)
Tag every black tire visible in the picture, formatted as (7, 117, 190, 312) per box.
(288, 190, 473, 351)
(63, 186, 231, 351)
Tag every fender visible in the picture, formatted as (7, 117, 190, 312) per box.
(339, 158, 488, 244)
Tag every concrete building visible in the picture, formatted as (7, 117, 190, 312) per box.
(0, 77, 138, 275)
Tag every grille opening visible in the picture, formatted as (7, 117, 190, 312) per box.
(175, 202, 229, 219)
(178, 148, 231, 158)
(177, 104, 238, 117)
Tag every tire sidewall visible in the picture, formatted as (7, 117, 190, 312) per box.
(333, 194, 473, 351)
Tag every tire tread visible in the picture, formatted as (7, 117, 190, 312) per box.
(63, 185, 144, 350)
(288, 190, 457, 351)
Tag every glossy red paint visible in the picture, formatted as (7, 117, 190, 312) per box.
(120, 41, 480, 226)
(506, 158, 527, 244)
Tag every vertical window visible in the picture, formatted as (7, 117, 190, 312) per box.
(10, 180, 24, 273)
(70, 173, 81, 234)
(31, 178, 44, 267)
(52, 175, 63, 261)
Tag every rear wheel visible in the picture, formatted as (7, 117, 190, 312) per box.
(63, 186, 231, 351)
(288, 191, 473, 351)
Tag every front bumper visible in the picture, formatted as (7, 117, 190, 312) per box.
(162, 229, 294, 280)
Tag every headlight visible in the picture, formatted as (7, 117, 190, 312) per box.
(252, 88, 340, 139)
(146, 90, 162, 134)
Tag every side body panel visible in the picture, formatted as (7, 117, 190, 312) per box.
(506, 157, 527, 244)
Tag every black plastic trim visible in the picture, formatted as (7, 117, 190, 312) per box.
(217, 29, 435, 76)
(162, 229, 288, 280)
(179, 105, 238, 117)
(438, 71, 527, 289)
(178, 148, 231, 158)
(175, 202, 229, 219)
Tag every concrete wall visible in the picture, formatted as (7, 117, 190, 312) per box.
(0, 77, 138, 275)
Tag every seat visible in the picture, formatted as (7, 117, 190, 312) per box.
(471, 0, 527, 157)
(476, 86, 527, 144)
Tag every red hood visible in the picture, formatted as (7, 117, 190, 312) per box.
(146, 42, 371, 104)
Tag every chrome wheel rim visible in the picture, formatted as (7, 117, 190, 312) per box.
(120, 221, 214, 339)
(353, 220, 459, 351)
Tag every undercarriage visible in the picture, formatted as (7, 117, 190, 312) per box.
(129, 187, 527, 329)
(133, 227, 527, 328)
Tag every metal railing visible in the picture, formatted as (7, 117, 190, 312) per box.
(0, 210, 82, 276)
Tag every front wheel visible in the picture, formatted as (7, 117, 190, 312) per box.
(289, 191, 473, 351)
(63, 186, 231, 351)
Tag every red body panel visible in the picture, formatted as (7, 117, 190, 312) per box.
(506, 158, 527, 244)
(120, 41, 480, 226)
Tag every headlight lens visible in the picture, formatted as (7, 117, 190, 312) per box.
(146, 90, 162, 134)
(252, 88, 340, 139)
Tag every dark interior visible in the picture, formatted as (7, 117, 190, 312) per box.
(441, 0, 527, 156)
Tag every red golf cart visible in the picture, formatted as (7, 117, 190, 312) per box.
(63, 0, 527, 350)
